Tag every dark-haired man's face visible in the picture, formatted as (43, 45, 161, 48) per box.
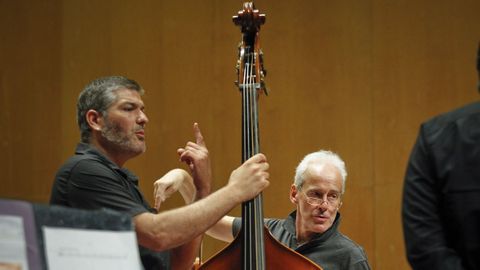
(100, 88, 148, 156)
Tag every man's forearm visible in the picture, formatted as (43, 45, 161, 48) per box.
(135, 185, 242, 251)
(170, 235, 203, 270)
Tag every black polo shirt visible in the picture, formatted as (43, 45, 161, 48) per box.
(50, 143, 169, 269)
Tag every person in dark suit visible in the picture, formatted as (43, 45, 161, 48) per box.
(402, 44, 480, 270)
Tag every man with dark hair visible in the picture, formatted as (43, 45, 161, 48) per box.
(402, 44, 480, 270)
(50, 76, 270, 270)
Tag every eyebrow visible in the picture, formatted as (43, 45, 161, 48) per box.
(306, 189, 340, 194)
(119, 100, 145, 108)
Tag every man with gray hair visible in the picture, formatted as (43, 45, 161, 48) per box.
(161, 150, 370, 269)
(50, 76, 270, 270)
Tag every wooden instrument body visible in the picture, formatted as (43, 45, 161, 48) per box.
(199, 226, 322, 269)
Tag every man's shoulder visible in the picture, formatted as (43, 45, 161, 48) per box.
(265, 217, 284, 228)
(265, 216, 295, 234)
(301, 231, 370, 269)
(417, 101, 480, 146)
(57, 151, 108, 174)
(54, 149, 124, 188)
(331, 232, 368, 259)
(232, 217, 290, 239)
(423, 101, 480, 130)
(336, 233, 364, 248)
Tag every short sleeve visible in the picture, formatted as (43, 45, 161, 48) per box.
(67, 159, 148, 217)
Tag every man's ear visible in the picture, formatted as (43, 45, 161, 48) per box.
(337, 201, 343, 210)
(85, 109, 103, 131)
(290, 184, 299, 204)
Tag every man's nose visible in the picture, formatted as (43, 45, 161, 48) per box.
(316, 199, 328, 209)
(138, 111, 149, 124)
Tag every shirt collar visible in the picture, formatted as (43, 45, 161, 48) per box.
(75, 142, 139, 185)
(285, 210, 341, 243)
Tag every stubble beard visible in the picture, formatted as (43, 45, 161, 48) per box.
(101, 120, 146, 156)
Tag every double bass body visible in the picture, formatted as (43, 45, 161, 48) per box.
(199, 226, 322, 269)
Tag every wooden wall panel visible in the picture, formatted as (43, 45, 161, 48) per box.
(0, 1, 62, 202)
(1, 0, 480, 269)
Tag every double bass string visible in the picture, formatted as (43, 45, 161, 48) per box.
(242, 45, 252, 270)
(241, 44, 267, 270)
(251, 46, 266, 270)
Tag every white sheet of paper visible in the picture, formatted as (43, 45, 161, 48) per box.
(43, 227, 141, 270)
(0, 215, 29, 270)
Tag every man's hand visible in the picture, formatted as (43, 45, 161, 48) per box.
(227, 153, 270, 203)
(177, 123, 212, 199)
(153, 169, 195, 210)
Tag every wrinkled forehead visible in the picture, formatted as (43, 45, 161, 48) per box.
(111, 88, 145, 106)
(303, 163, 343, 191)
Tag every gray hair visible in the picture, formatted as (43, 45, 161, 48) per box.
(77, 76, 144, 143)
(294, 150, 347, 193)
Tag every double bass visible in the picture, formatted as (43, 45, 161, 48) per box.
(198, 3, 323, 270)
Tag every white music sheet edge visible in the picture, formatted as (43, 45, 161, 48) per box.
(43, 227, 142, 270)
(0, 215, 29, 270)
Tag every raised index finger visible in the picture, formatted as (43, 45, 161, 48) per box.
(193, 122, 206, 147)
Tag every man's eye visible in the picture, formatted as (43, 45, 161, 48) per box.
(328, 193, 339, 199)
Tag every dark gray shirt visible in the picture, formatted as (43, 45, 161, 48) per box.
(233, 211, 371, 270)
(50, 143, 169, 270)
